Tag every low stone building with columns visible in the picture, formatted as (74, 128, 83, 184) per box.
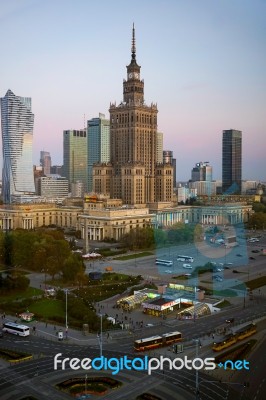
(151, 203, 252, 228)
(0, 204, 82, 231)
(78, 205, 154, 250)
(0, 200, 252, 247)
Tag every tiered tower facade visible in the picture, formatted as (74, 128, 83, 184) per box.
(93, 25, 173, 206)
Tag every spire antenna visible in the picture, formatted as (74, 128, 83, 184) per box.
(131, 23, 136, 60)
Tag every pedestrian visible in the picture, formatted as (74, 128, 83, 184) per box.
(54, 325, 56, 331)
(46, 322, 48, 328)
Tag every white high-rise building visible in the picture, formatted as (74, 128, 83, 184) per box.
(1, 89, 35, 203)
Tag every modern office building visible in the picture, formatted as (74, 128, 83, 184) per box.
(93, 25, 173, 205)
(222, 129, 242, 194)
(36, 175, 69, 199)
(40, 151, 51, 175)
(177, 187, 197, 203)
(1, 89, 36, 203)
(71, 180, 85, 197)
(189, 180, 216, 196)
(51, 165, 63, 175)
(63, 129, 88, 192)
(191, 161, 212, 182)
(87, 113, 110, 192)
(157, 132, 163, 163)
(163, 150, 177, 188)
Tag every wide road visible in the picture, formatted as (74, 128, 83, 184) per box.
(1, 305, 266, 400)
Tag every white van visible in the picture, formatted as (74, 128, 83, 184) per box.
(183, 264, 192, 269)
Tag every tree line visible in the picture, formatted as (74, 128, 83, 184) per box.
(0, 229, 85, 284)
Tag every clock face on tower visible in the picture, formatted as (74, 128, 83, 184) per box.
(128, 72, 139, 79)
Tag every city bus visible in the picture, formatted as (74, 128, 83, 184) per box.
(2, 322, 30, 337)
(177, 255, 194, 262)
(155, 259, 173, 266)
(134, 331, 182, 352)
(212, 323, 256, 352)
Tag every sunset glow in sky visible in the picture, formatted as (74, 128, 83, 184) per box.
(0, 0, 265, 181)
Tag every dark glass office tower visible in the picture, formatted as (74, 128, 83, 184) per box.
(222, 129, 242, 194)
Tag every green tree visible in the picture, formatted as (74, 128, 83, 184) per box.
(62, 253, 84, 282)
(247, 212, 266, 229)
(2, 232, 14, 269)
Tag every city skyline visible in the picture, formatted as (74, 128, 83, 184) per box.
(0, 0, 265, 181)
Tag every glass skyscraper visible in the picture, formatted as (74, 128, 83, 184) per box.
(87, 113, 110, 192)
(1, 89, 35, 203)
(222, 129, 242, 194)
(63, 129, 88, 192)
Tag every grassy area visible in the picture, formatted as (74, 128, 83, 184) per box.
(0, 287, 43, 303)
(113, 251, 153, 261)
(0, 348, 32, 362)
(199, 286, 238, 297)
(29, 299, 65, 319)
(213, 289, 238, 297)
(216, 299, 231, 308)
(234, 275, 266, 291)
(172, 275, 190, 280)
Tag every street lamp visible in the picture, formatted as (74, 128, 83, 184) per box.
(85, 374, 87, 394)
(195, 339, 200, 399)
(97, 313, 103, 357)
(65, 289, 68, 337)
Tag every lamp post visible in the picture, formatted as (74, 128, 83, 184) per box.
(195, 339, 200, 399)
(97, 313, 103, 357)
(65, 289, 68, 337)
(85, 374, 87, 394)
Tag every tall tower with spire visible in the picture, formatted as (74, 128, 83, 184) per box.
(93, 25, 173, 206)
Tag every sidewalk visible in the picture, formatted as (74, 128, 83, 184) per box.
(1, 315, 98, 346)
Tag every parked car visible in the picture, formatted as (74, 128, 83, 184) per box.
(225, 318, 235, 323)
(249, 257, 255, 260)
(213, 275, 223, 282)
(252, 250, 260, 253)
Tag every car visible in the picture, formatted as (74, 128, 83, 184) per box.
(165, 270, 173, 274)
(213, 275, 223, 282)
(225, 318, 235, 323)
(146, 323, 154, 327)
(184, 273, 192, 277)
(236, 254, 243, 257)
(252, 250, 260, 253)
(249, 257, 255, 260)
